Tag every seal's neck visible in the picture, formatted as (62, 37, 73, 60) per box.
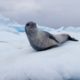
(27, 28, 38, 37)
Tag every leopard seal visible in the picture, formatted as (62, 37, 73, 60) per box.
(25, 21, 78, 51)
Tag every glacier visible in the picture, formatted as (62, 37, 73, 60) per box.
(0, 15, 80, 80)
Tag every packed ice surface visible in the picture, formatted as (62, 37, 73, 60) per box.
(0, 15, 80, 80)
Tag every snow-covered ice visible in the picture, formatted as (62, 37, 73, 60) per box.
(0, 15, 80, 80)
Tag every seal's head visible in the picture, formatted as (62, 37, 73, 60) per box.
(25, 21, 37, 36)
(25, 21, 37, 30)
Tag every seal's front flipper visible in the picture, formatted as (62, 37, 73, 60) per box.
(44, 31, 59, 43)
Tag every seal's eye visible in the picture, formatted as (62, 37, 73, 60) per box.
(26, 23, 29, 26)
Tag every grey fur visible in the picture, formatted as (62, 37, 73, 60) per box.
(25, 21, 78, 51)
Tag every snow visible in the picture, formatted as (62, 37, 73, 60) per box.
(0, 15, 80, 80)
